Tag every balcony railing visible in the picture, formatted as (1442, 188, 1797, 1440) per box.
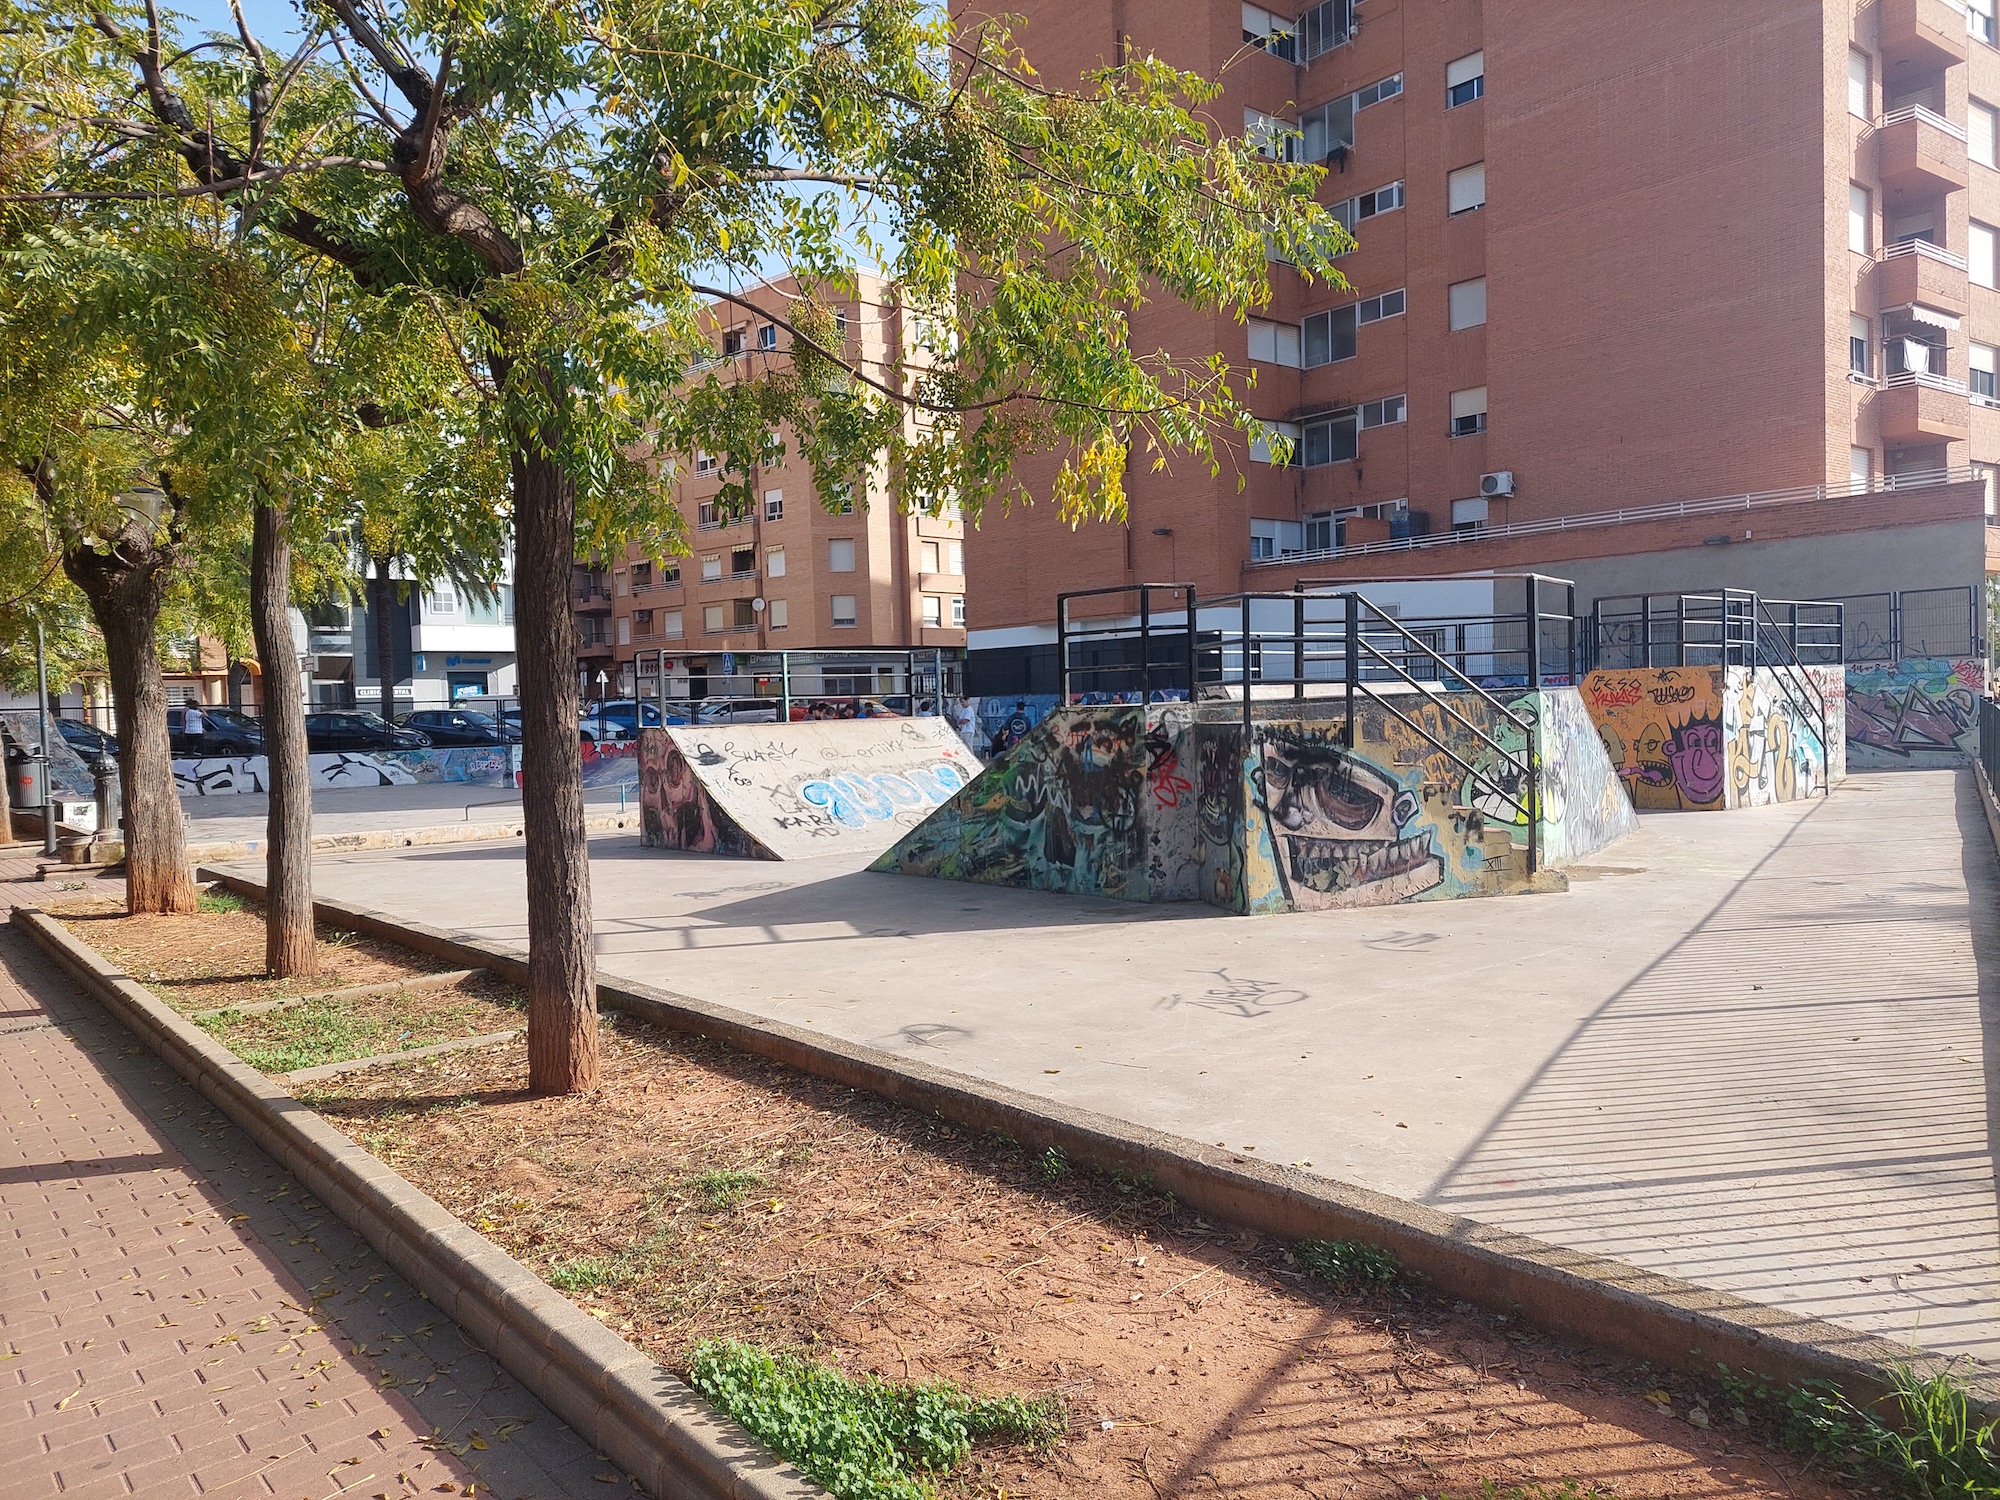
(1885, 367, 1969, 393)
(1879, 103, 1967, 141)
(1882, 236, 1969, 270)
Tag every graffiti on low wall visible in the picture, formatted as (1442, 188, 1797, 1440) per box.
(874, 706, 1151, 897)
(1581, 668, 1728, 811)
(1724, 667, 1831, 807)
(1846, 657, 1984, 767)
(639, 730, 767, 858)
(1532, 687, 1641, 861)
(173, 745, 521, 796)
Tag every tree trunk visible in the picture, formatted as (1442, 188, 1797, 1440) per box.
(370, 555, 396, 722)
(62, 518, 196, 916)
(511, 431, 597, 1095)
(252, 503, 317, 977)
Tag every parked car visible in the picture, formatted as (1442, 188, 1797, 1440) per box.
(53, 717, 118, 760)
(397, 708, 520, 747)
(581, 699, 689, 735)
(696, 698, 782, 724)
(168, 705, 264, 757)
(303, 711, 430, 753)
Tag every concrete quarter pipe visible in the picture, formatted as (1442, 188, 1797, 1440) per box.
(638, 718, 983, 860)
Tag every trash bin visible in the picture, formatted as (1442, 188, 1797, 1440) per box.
(6, 745, 46, 810)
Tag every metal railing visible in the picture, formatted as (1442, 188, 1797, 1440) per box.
(627, 646, 958, 722)
(1242, 467, 1982, 567)
(1885, 368, 1969, 394)
(1590, 590, 1843, 670)
(1055, 580, 1548, 876)
(1881, 237, 1969, 271)
(1877, 103, 1968, 140)
(1838, 585, 1983, 661)
(1982, 699, 2000, 792)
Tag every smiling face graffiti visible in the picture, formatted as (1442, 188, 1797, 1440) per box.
(1665, 717, 1725, 807)
(1256, 731, 1443, 908)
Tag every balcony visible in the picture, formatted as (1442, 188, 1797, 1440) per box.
(1879, 0, 1969, 70)
(1874, 106, 1969, 200)
(1875, 238, 1970, 320)
(1877, 369, 1971, 442)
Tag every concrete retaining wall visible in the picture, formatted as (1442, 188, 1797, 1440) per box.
(1846, 656, 1985, 768)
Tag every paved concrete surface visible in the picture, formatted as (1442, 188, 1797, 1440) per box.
(183, 780, 642, 848)
(268, 768, 2000, 1370)
(0, 859, 615, 1498)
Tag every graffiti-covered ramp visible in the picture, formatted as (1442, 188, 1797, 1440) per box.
(637, 718, 983, 861)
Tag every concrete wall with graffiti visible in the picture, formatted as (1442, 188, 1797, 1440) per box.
(1580, 666, 1843, 810)
(642, 718, 981, 860)
(165, 740, 640, 797)
(886, 690, 1632, 914)
(1845, 657, 1984, 768)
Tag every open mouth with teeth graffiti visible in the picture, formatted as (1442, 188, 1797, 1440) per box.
(1255, 731, 1444, 908)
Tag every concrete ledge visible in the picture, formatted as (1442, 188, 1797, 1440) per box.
(277, 1028, 521, 1085)
(10, 904, 821, 1500)
(183, 807, 643, 867)
(194, 864, 1998, 1411)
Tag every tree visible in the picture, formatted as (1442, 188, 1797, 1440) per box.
(12, 0, 1343, 1091)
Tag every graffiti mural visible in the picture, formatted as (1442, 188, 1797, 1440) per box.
(639, 729, 767, 858)
(1253, 724, 1442, 908)
(873, 707, 1152, 897)
(1723, 668, 1828, 808)
(170, 746, 521, 796)
(1845, 657, 1983, 768)
(642, 718, 982, 860)
(1531, 687, 1641, 861)
(1581, 668, 1729, 811)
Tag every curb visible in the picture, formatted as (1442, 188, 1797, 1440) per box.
(197, 866, 1996, 1409)
(9, 905, 821, 1500)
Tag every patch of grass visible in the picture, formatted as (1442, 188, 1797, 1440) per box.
(546, 1255, 632, 1293)
(1732, 1363, 2000, 1498)
(688, 1340, 1063, 1500)
(1037, 1146, 1068, 1181)
(686, 1167, 762, 1211)
(1295, 1237, 1401, 1288)
(196, 889, 245, 914)
(196, 992, 502, 1074)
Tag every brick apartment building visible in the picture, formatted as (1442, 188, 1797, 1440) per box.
(587, 275, 967, 701)
(961, 0, 2000, 688)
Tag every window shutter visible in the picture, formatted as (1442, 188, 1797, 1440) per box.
(1447, 163, 1486, 213)
(1446, 52, 1483, 88)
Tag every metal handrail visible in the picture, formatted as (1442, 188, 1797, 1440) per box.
(1877, 103, 1967, 141)
(1753, 601, 1833, 799)
(1246, 468, 1980, 569)
(1884, 368, 1969, 393)
(1882, 237, 1969, 270)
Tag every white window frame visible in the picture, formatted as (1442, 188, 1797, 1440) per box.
(616, 615, 630, 645)
(766, 545, 786, 578)
(1973, 0, 1997, 48)
(1849, 446, 1872, 490)
(828, 538, 856, 572)
(763, 487, 783, 521)
(1973, 341, 1999, 402)
(663, 610, 684, 639)
(831, 594, 858, 628)
(700, 554, 722, 582)
(1448, 278, 1487, 330)
(1449, 386, 1489, 437)
(703, 603, 725, 634)
(1446, 52, 1484, 109)
(922, 595, 942, 627)
(1244, 107, 1301, 162)
(1249, 419, 1302, 464)
(1447, 162, 1486, 215)
(768, 598, 788, 630)
(951, 596, 965, 626)
(1849, 314, 1872, 377)
(1359, 394, 1406, 429)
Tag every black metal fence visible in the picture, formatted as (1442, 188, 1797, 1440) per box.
(1588, 590, 1843, 671)
(1838, 586, 1982, 662)
(1983, 697, 2000, 794)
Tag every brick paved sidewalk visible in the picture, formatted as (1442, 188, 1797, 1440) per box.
(0, 863, 624, 1499)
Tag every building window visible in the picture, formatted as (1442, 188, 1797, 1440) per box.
(1446, 52, 1484, 109)
(1298, 0, 1353, 60)
(1359, 394, 1406, 428)
(1849, 184, 1871, 254)
(614, 569, 628, 595)
(948, 541, 963, 573)
(951, 596, 965, 626)
(1975, 102, 1998, 169)
(831, 595, 858, 628)
(722, 329, 744, 357)
(1242, 3, 1297, 61)
(1449, 386, 1488, 437)
(634, 609, 653, 637)
(1450, 497, 1489, 534)
(1448, 277, 1487, 330)
(758, 323, 777, 350)
(663, 610, 683, 638)
(1244, 108, 1301, 162)
(696, 450, 717, 476)
(922, 595, 942, 627)
(1302, 289, 1402, 367)
(1250, 420, 1302, 464)
(1300, 96, 1354, 162)
(1974, 342, 1999, 401)
(1974, 0, 1997, 47)
(427, 588, 456, 614)
(763, 488, 783, 521)
(617, 616, 630, 645)
(1848, 50, 1869, 120)
(1974, 221, 1998, 287)
(704, 604, 725, 633)
(1849, 314, 1872, 376)
(730, 546, 756, 577)
(1849, 446, 1872, 489)
(829, 538, 856, 572)
(661, 562, 680, 586)
(768, 599, 788, 630)
(701, 554, 722, 582)
(1447, 162, 1486, 214)
(766, 545, 786, 578)
(1329, 180, 1403, 232)
(1356, 73, 1402, 109)
(1248, 316, 1303, 366)
(632, 561, 652, 590)
(1301, 410, 1359, 465)
(921, 540, 940, 573)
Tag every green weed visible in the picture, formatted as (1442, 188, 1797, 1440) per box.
(196, 889, 245, 914)
(687, 1340, 1063, 1500)
(196, 993, 497, 1074)
(1037, 1147, 1069, 1182)
(686, 1168, 762, 1211)
(546, 1255, 631, 1293)
(1295, 1237, 1401, 1288)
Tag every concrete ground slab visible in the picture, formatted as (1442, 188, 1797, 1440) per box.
(234, 769, 2000, 1370)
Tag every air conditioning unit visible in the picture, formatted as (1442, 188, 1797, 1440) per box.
(1480, 470, 1515, 498)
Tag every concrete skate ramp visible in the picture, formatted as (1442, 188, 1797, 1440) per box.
(638, 718, 982, 860)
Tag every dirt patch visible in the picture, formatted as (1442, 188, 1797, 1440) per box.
(305, 1018, 1854, 1500)
(53, 900, 462, 1014)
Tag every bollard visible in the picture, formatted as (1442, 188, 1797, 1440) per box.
(90, 752, 121, 858)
